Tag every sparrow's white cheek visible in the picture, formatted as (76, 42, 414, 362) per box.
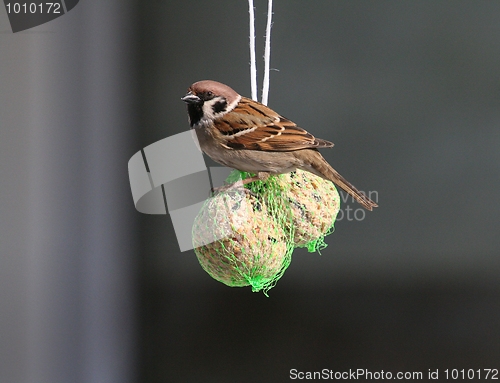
(202, 101, 217, 120)
(201, 98, 223, 121)
(201, 95, 241, 123)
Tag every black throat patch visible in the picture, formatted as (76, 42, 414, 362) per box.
(187, 103, 204, 126)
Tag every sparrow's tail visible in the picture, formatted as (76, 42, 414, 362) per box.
(302, 150, 378, 211)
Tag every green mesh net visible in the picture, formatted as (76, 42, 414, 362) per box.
(192, 169, 340, 295)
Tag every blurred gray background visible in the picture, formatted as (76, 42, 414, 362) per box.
(1, 1, 500, 382)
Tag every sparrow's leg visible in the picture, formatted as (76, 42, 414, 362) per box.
(210, 172, 269, 197)
(210, 184, 258, 198)
(239, 172, 270, 185)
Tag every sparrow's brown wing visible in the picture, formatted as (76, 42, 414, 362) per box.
(215, 97, 334, 151)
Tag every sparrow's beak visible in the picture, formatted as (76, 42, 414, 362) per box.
(181, 92, 202, 104)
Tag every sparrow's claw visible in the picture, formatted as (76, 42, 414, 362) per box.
(210, 183, 258, 198)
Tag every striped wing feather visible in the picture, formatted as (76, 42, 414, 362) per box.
(215, 97, 334, 151)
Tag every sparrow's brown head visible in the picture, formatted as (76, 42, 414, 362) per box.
(182, 80, 241, 127)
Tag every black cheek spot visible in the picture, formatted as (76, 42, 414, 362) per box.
(212, 100, 227, 114)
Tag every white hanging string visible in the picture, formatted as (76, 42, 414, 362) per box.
(248, 0, 273, 105)
(248, 0, 258, 101)
(261, 0, 273, 106)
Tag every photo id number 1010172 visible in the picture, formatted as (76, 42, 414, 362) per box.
(5, 2, 61, 14)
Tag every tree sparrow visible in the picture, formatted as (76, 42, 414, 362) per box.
(182, 80, 378, 211)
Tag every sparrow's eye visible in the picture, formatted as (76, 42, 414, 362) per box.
(207, 91, 214, 97)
